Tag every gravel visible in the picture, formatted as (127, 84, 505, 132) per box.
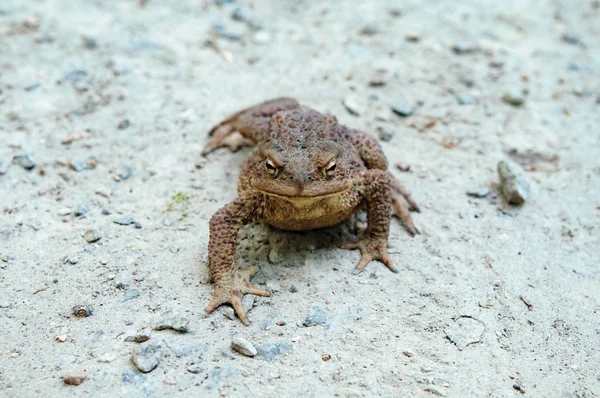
(131, 342, 161, 373)
(83, 229, 101, 243)
(231, 337, 257, 357)
(497, 161, 529, 205)
(154, 310, 190, 332)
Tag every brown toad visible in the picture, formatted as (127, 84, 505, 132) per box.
(202, 98, 419, 325)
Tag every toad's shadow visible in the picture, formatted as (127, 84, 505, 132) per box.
(235, 213, 365, 271)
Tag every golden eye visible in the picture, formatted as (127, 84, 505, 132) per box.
(324, 159, 336, 176)
(265, 158, 278, 175)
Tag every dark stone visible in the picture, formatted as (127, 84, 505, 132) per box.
(452, 41, 480, 54)
(101, 208, 112, 215)
(466, 187, 490, 198)
(117, 119, 131, 130)
(82, 36, 97, 50)
(561, 33, 580, 45)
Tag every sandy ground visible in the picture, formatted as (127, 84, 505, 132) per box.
(1, 0, 599, 396)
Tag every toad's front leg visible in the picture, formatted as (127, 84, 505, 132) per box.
(342, 170, 396, 274)
(204, 195, 270, 325)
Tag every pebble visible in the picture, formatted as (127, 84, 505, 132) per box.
(457, 95, 475, 105)
(154, 310, 189, 332)
(342, 95, 364, 116)
(289, 285, 298, 293)
(131, 342, 161, 373)
(502, 90, 525, 106)
(70, 160, 89, 172)
(0, 301, 11, 308)
(124, 334, 151, 343)
(424, 386, 447, 396)
(377, 126, 395, 142)
(302, 306, 327, 327)
(98, 353, 117, 363)
(444, 316, 485, 350)
(396, 162, 411, 172)
(405, 32, 420, 42)
(187, 365, 204, 374)
(123, 288, 140, 301)
(114, 217, 134, 226)
(256, 342, 292, 361)
(58, 208, 71, 216)
(390, 102, 414, 117)
(134, 222, 142, 229)
(120, 167, 133, 180)
(63, 373, 86, 386)
(268, 248, 284, 264)
(73, 304, 92, 317)
(101, 209, 111, 215)
(12, 154, 36, 170)
(497, 161, 529, 205)
(82, 36, 98, 49)
(0, 160, 9, 175)
(561, 32, 580, 45)
(83, 229, 101, 243)
(73, 204, 89, 216)
(63, 70, 88, 83)
(118, 119, 131, 130)
(466, 186, 490, 198)
(452, 40, 480, 54)
(231, 337, 257, 357)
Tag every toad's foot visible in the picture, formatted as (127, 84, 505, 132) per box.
(342, 237, 397, 275)
(204, 266, 270, 325)
(202, 125, 251, 155)
(392, 196, 420, 237)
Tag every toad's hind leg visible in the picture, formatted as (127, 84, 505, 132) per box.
(388, 172, 420, 236)
(202, 97, 300, 155)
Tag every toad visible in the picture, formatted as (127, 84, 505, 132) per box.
(202, 98, 419, 325)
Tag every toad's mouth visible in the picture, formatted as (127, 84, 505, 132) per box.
(251, 179, 352, 199)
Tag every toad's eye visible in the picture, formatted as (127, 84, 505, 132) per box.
(265, 158, 278, 175)
(323, 159, 336, 176)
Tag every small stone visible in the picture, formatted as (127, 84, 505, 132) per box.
(452, 40, 480, 54)
(67, 257, 79, 265)
(73, 204, 89, 216)
(402, 350, 413, 357)
(377, 126, 394, 142)
(12, 154, 36, 170)
(187, 365, 204, 374)
(82, 36, 98, 49)
(457, 95, 476, 105)
(131, 342, 161, 373)
(0, 301, 12, 308)
(302, 306, 327, 327)
(24, 83, 40, 92)
(289, 285, 298, 293)
(120, 167, 133, 180)
(390, 103, 414, 117)
(231, 337, 257, 357)
(114, 217, 134, 226)
(561, 32, 580, 45)
(123, 288, 140, 301)
(63, 70, 88, 83)
(124, 334, 150, 343)
(502, 90, 526, 107)
(70, 160, 89, 172)
(0, 160, 9, 175)
(134, 222, 142, 229)
(396, 162, 411, 172)
(63, 373, 86, 386)
(101, 208, 111, 215)
(154, 310, 189, 332)
(213, 23, 243, 41)
(58, 208, 71, 216)
(256, 342, 293, 361)
(466, 186, 490, 198)
(497, 161, 529, 205)
(73, 304, 92, 317)
(118, 119, 131, 130)
(83, 229, 101, 243)
(342, 95, 364, 116)
(444, 316, 485, 350)
(359, 25, 377, 36)
(405, 32, 420, 42)
(98, 353, 117, 363)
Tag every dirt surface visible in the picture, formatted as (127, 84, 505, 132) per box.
(1, 0, 599, 397)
